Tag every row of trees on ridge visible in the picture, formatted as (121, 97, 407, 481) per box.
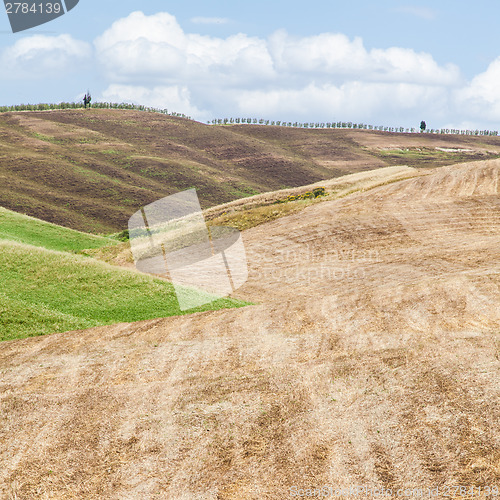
(0, 101, 497, 137)
(209, 117, 499, 136)
(0, 101, 191, 119)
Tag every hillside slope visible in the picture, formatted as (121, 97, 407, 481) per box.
(1, 159, 499, 498)
(0, 239, 248, 342)
(2, 108, 500, 233)
(0, 206, 114, 252)
(0, 208, 247, 341)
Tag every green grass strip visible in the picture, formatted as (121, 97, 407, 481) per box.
(0, 207, 114, 253)
(0, 240, 249, 341)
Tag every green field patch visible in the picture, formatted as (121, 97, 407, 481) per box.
(377, 147, 441, 159)
(0, 207, 114, 253)
(33, 132, 64, 145)
(0, 240, 250, 341)
(374, 147, 500, 167)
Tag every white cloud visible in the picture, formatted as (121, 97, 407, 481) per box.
(395, 6, 437, 21)
(94, 11, 275, 84)
(95, 13, 457, 88)
(4, 10, 500, 129)
(1, 34, 92, 77)
(235, 82, 450, 124)
(99, 84, 207, 120)
(455, 57, 500, 125)
(94, 11, 461, 89)
(191, 17, 230, 25)
(267, 30, 369, 77)
(369, 47, 459, 85)
(268, 30, 459, 86)
(87, 10, 500, 129)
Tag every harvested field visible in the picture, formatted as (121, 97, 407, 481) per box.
(1, 159, 499, 498)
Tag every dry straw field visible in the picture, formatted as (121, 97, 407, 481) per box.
(1, 158, 499, 498)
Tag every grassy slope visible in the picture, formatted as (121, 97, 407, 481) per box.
(0, 201, 247, 342)
(2, 109, 500, 234)
(0, 206, 114, 252)
(0, 239, 248, 342)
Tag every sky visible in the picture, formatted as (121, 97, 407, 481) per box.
(0, 0, 500, 130)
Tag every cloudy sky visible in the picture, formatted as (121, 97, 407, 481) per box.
(0, 0, 499, 130)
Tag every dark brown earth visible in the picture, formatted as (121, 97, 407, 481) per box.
(1, 108, 500, 233)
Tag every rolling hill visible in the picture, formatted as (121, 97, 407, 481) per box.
(1, 159, 499, 497)
(2, 108, 500, 233)
(0, 206, 114, 252)
(0, 209, 248, 341)
(0, 162, 421, 343)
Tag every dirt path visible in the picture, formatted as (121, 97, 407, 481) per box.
(1, 160, 500, 499)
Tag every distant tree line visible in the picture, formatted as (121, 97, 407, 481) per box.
(0, 101, 191, 120)
(0, 103, 496, 137)
(209, 117, 499, 137)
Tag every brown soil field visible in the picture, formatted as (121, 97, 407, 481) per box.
(1, 159, 499, 498)
(1, 109, 500, 233)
